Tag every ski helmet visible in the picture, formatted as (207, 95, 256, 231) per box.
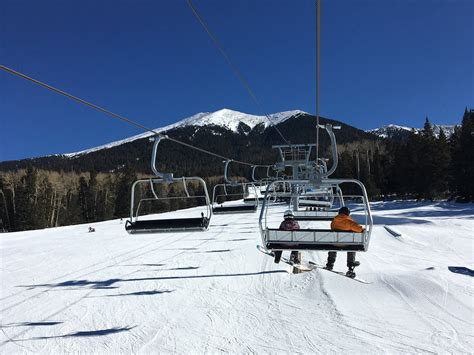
(338, 206, 350, 215)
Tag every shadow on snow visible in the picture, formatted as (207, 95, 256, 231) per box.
(1, 321, 63, 328)
(88, 289, 175, 298)
(18, 270, 287, 290)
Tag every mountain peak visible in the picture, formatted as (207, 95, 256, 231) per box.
(183, 108, 305, 132)
(368, 123, 458, 139)
(64, 108, 306, 157)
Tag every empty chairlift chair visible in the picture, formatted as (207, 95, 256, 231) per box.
(125, 135, 212, 233)
(212, 160, 258, 214)
(293, 184, 344, 221)
(249, 165, 273, 202)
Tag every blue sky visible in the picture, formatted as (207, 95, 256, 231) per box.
(1, 0, 472, 161)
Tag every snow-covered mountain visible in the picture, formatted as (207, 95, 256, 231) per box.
(367, 123, 458, 139)
(64, 108, 305, 157)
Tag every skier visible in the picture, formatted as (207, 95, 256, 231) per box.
(273, 210, 301, 264)
(325, 206, 363, 277)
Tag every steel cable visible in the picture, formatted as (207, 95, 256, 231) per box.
(185, 0, 291, 146)
(0, 64, 271, 168)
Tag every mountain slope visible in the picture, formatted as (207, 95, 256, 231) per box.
(1, 201, 472, 353)
(64, 109, 304, 157)
(0, 110, 375, 174)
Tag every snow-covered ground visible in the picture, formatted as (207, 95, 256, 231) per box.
(1, 201, 473, 353)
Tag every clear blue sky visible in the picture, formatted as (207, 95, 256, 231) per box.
(1, 0, 472, 161)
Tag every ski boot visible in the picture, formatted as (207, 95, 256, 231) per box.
(346, 261, 360, 278)
(274, 251, 282, 264)
(325, 263, 334, 271)
(289, 251, 301, 265)
(289, 251, 302, 274)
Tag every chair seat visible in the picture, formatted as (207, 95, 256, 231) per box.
(126, 217, 209, 233)
(212, 205, 257, 214)
(264, 228, 367, 251)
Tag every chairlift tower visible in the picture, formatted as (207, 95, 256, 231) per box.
(273, 143, 316, 209)
(273, 144, 316, 179)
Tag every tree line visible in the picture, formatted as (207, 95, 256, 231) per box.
(333, 108, 473, 201)
(0, 168, 136, 232)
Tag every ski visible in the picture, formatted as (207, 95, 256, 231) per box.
(257, 245, 370, 282)
(256, 245, 312, 272)
(307, 261, 371, 284)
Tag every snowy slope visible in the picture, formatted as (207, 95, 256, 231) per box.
(64, 109, 304, 157)
(368, 123, 457, 139)
(1, 201, 473, 353)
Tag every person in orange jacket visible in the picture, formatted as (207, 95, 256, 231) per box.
(326, 206, 363, 276)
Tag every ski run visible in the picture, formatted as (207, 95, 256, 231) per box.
(1, 201, 473, 353)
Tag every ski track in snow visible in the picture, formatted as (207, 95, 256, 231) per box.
(0, 201, 473, 353)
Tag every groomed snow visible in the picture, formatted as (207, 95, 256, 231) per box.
(1, 201, 473, 353)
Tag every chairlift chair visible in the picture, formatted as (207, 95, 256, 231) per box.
(259, 178, 372, 252)
(293, 184, 345, 221)
(125, 135, 212, 233)
(250, 165, 272, 201)
(212, 160, 259, 214)
(259, 124, 372, 253)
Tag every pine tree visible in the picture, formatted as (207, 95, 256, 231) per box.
(114, 167, 137, 218)
(14, 166, 38, 230)
(457, 109, 474, 200)
(36, 176, 53, 228)
(405, 130, 422, 197)
(78, 176, 90, 222)
(418, 118, 438, 199)
(0, 176, 11, 231)
(371, 149, 386, 196)
(448, 125, 462, 196)
(88, 170, 98, 221)
(432, 128, 450, 196)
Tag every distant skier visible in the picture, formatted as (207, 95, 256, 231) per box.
(325, 206, 363, 277)
(88, 227, 95, 233)
(273, 210, 300, 264)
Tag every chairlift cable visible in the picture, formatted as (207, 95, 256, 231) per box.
(315, 0, 321, 165)
(185, 0, 291, 146)
(0, 64, 271, 168)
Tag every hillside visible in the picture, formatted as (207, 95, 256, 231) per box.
(0, 109, 376, 176)
(1, 201, 472, 353)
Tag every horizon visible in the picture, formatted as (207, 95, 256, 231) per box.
(1, 0, 472, 161)
(0, 107, 462, 162)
